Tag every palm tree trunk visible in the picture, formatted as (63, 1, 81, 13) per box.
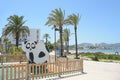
(16, 32, 19, 49)
(67, 37, 69, 54)
(68, 40, 69, 53)
(46, 37, 47, 46)
(60, 27, 63, 57)
(65, 41, 67, 53)
(75, 27, 78, 59)
(5, 42, 7, 54)
(7, 42, 10, 53)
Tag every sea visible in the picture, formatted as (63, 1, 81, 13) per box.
(69, 49, 120, 54)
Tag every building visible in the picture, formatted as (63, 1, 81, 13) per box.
(1, 28, 40, 45)
(25, 28, 40, 42)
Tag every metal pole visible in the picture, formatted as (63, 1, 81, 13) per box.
(55, 28, 57, 62)
(54, 28, 59, 62)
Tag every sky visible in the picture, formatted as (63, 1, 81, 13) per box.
(0, 0, 120, 45)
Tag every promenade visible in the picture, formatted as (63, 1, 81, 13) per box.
(59, 60, 120, 80)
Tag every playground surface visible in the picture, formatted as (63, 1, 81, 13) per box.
(58, 60, 120, 80)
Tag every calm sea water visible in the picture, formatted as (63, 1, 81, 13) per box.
(70, 49, 120, 54)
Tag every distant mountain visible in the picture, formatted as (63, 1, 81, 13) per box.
(78, 43, 94, 47)
(69, 43, 120, 49)
(96, 43, 120, 49)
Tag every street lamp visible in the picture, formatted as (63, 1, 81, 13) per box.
(54, 27, 59, 62)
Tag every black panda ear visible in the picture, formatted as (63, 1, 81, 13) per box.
(34, 41, 37, 44)
(24, 40, 27, 44)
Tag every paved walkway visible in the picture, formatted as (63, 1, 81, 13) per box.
(58, 60, 120, 80)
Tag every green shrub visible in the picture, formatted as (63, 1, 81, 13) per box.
(92, 56, 99, 61)
(79, 52, 120, 61)
(10, 46, 23, 55)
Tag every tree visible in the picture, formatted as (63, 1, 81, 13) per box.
(43, 33, 50, 46)
(0, 36, 4, 53)
(67, 13, 81, 59)
(45, 8, 67, 57)
(3, 15, 30, 48)
(47, 41, 54, 52)
(3, 37, 9, 54)
(56, 39, 61, 48)
(43, 33, 50, 52)
(0, 37, 1, 52)
(0, 37, 1, 44)
(63, 28, 70, 54)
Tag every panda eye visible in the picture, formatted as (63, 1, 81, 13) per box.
(26, 43, 30, 49)
(31, 43, 36, 49)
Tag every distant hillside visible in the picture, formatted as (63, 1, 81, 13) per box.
(78, 43, 94, 47)
(69, 43, 120, 49)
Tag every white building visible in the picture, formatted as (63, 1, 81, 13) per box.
(2, 28, 40, 45)
(27, 28, 40, 42)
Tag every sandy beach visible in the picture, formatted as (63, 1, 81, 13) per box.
(58, 60, 120, 80)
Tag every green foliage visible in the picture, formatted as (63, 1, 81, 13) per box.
(43, 33, 50, 46)
(91, 54, 99, 61)
(63, 28, 70, 42)
(3, 38, 9, 43)
(79, 52, 120, 61)
(10, 46, 23, 55)
(45, 8, 68, 56)
(45, 41, 54, 52)
(67, 13, 81, 58)
(3, 15, 30, 48)
(67, 13, 80, 27)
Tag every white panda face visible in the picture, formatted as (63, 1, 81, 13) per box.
(24, 41, 37, 52)
(22, 40, 49, 64)
(23, 41, 37, 52)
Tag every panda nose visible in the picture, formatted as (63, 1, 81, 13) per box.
(30, 48, 32, 50)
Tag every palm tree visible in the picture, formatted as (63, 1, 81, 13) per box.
(3, 15, 30, 48)
(0, 37, 1, 49)
(63, 28, 70, 54)
(67, 13, 81, 59)
(0, 37, 1, 45)
(45, 8, 67, 57)
(43, 33, 50, 46)
(3, 37, 9, 54)
(0, 36, 4, 53)
(0, 37, 1, 43)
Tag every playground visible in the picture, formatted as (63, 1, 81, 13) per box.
(0, 55, 83, 80)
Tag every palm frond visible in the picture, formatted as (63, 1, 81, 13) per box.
(4, 15, 30, 48)
(67, 13, 81, 27)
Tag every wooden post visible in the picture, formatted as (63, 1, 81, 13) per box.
(18, 65, 20, 79)
(26, 61, 29, 80)
(58, 61, 61, 77)
(10, 66, 12, 80)
(66, 58, 68, 69)
(22, 65, 24, 79)
(14, 65, 16, 80)
(2, 66, 4, 80)
(6, 66, 8, 80)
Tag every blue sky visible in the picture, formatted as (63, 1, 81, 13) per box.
(0, 0, 120, 45)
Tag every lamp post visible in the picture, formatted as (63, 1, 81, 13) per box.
(54, 27, 59, 62)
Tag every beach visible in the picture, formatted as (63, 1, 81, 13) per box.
(58, 60, 120, 80)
